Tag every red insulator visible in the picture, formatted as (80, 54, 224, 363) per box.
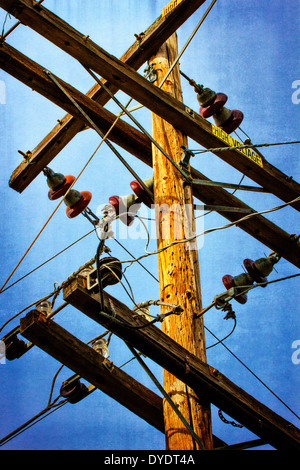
(60, 379, 88, 404)
(130, 181, 153, 208)
(66, 191, 92, 218)
(200, 92, 228, 119)
(218, 109, 244, 134)
(243, 258, 268, 286)
(48, 175, 76, 200)
(109, 195, 134, 226)
(222, 274, 248, 304)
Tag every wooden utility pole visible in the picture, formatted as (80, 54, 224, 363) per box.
(150, 34, 213, 450)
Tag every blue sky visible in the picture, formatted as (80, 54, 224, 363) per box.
(0, 0, 299, 451)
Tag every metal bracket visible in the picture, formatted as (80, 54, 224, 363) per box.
(81, 207, 99, 226)
(194, 204, 253, 214)
(179, 145, 194, 173)
(86, 267, 99, 292)
(209, 366, 220, 380)
(144, 63, 158, 83)
(192, 178, 269, 193)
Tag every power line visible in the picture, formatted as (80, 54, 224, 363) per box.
(0, 398, 67, 448)
(0, 229, 95, 295)
(121, 195, 300, 270)
(205, 324, 300, 422)
(84, 65, 190, 183)
(0, 90, 124, 294)
(124, 0, 218, 115)
(188, 139, 300, 155)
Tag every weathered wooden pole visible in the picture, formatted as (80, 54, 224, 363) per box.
(150, 34, 213, 450)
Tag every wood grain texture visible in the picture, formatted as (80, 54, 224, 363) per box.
(1, 0, 299, 210)
(6, 0, 207, 192)
(151, 34, 213, 451)
(1, 43, 299, 267)
(62, 279, 300, 451)
(20, 309, 165, 433)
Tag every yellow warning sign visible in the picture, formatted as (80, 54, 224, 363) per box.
(162, 0, 184, 17)
(211, 124, 263, 168)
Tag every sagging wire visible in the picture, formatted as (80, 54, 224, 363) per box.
(0, 0, 45, 43)
(47, 329, 112, 406)
(95, 205, 117, 311)
(94, 240, 300, 424)
(1, 328, 113, 447)
(0, 12, 11, 41)
(97, 254, 183, 329)
(206, 317, 237, 350)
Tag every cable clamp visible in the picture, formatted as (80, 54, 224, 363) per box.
(102, 358, 114, 372)
(179, 145, 194, 173)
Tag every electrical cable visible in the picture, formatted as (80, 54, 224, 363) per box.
(124, 0, 218, 115)
(83, 65, 190, 183)
(0, 229, 95, 295)
(0, 78, 123, 294)
(205, 324, 300, 422)
(124, 341, 206, 450)
(98, 257, 181, 327)
(188, 139, 300, 155)
(158, 0, 218, 90)
(2, 57, 147, 298)
(0, 0, 45, 42)
(194, 173, 246, 220)
(0, 288, 60, 334)
(0, 398, 67, 448)
(119, 195, 300, 270)
(206, 317, 237, 349)
(113, 238, 159, 283)
(46, 70, 152, 199)
(112, 240, 300, 421)
(81, 1, 218, 183)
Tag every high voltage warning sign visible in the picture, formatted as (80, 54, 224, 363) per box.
(211, 124, 264, 167)
(162, 0, 184, 17)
